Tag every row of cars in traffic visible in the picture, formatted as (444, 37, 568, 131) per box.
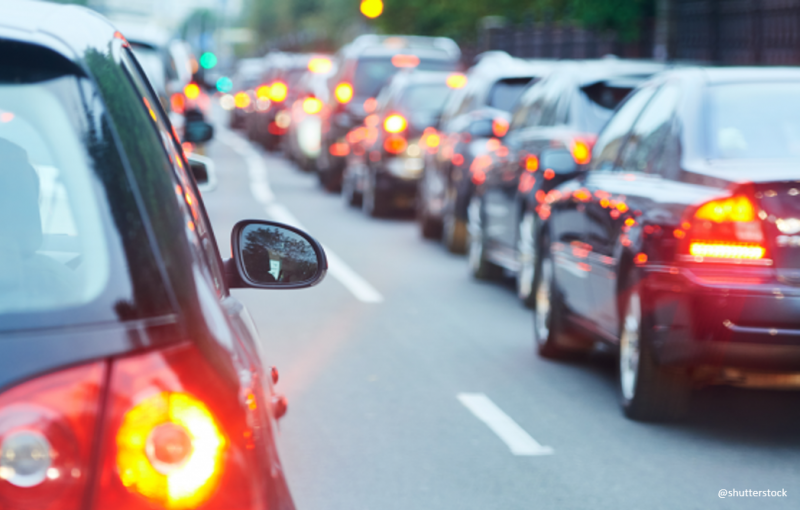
(0, 2, 326, 509)
(229, 35, 800, 422)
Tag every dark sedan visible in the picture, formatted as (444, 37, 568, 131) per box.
(0, 3, 326, 508)
(535, 67, 800, 421)
(468, 59, 665, 306)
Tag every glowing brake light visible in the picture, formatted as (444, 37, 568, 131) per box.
(492, 118, 509, 138)
(116, 392, 225, 508)
(269, 82, 287, 102)
(688, 242, 765, 260)
(681, 195, 768, 263)
(334, 83, 353, 104)
(571, 139, 592, 165)
(184, 83, 200, 100)
(695, 196, 755, 223)
(384, 114, 407, 133)
(234, 92, 250, 109)
(308, 57, 332, 74)
(384, 135, 407, 154)
(303, 97, 323, 114)
(256, 85, 271, 99)
(391, 54, 420, 68)
(170, 93, 185, 114)
(446, 73, 468, 89)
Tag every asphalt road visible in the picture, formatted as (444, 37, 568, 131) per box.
(201, 122, 800, 510)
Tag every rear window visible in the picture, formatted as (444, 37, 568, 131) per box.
(353, 57, 456, 98)
(399, 83, 451, 113)
(0, 78, 109, 315)
(577, 81, 637, 132)
(486, 77, 533, 112)
(706, 82, 800, 159)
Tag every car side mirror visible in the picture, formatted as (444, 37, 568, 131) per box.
(227, 220, 327, 289)
(187, 153, 217, 192)
(184, 119, 214, 143)
(540, 149, 578, 174)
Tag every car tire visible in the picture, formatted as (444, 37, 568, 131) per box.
(362, 172, 388, 217)
(533, 249, 588, 359)
(442, 211, 468, 254)
(467, 196, 502, 279)
(619, 288, 691, 421)
(516, 211, 537, 308)
(417, 195, 442, 239)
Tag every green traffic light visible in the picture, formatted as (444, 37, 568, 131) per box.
(200, 52, 217, 70)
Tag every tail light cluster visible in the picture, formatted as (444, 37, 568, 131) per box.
(334, 83, 353, 104)
(679, 195, 769, 264)
(0, 343, 262, 510)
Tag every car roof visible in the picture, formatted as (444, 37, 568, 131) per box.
(0, 0, 121, 67)
(693, 66, 800, 84)
(549, 58, 668, 86)
(341, 34, 460, 61)
(470, 52, 556, 80)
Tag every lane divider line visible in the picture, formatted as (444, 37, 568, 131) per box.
(217, 128, 384, 303)
(457, 393, 554, 456)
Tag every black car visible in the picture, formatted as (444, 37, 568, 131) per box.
(534, 67, 800, 421)
(417, 52, 554, 250)
(341, 70, 455, 217)
(468, 59, 665, 306)
(317, 34, 461, 192)
(0, 3, 326, 508)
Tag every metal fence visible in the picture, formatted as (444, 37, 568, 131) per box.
(673, 0, 800, 64)
(472, 19, 655, 64)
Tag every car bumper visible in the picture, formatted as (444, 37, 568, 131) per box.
(375, 164, 420, 209)
(643, 265, 800, 370)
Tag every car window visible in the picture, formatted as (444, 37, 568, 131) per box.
(0, 79, 110, 315)
(509, 82, 545, 131)
(353, 57, 456, 98)
(706, 81, 800, 159)
(120, 48, 226, 295)
(589, 85, 658, 171)
(398, 83, 451, 113)
(486, 77, 533, 112)
(618, 83, 680, 174)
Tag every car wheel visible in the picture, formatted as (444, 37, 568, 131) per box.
(533, 250, 583, 358)
(516, 211, 537, 308)
(467, 196, 501, 279)
(619, 289, 691, 421)
(443, 210, 468, 254)
(418, 194, 442, 239)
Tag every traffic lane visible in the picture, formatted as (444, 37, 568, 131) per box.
(203, 134, 800, 510)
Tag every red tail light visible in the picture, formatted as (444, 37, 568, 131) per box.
(184, 84, 200, 101)
(681, 195, 769, 264)
(0, 362, 105, 510)
(570, 138, 593, 165)
(170, 93, 185, 114)
(492, 118, 509, 138)
(334, 83, 353, 104)
(384, 135, 407, 154)
(302, 97, 323, 115)
(383, 114, 407, 134)
(268, 82, 287, 102)
(93, 343, 261, 510)
(329, 142, 350, 157)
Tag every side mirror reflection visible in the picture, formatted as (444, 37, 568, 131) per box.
(230, 220, 327, 289)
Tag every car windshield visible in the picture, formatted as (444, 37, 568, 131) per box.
(0, 77, 110, 315)
(398, 83, 451, 113)
(706, 82, 800, 159)
(487, 77, 533, 111)
(354, 57, 456, 98)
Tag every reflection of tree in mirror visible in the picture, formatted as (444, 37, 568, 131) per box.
(241, 226, 317, 284)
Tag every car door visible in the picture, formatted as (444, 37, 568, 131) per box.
(119, 48, 295, 508)
(584, 82, 682, 339)
(483, 81, 548, 256)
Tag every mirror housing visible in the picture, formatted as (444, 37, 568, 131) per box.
(187, 153, 217, 192)
(227, 220, 327, 289)
(184, 110, 214, 143)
